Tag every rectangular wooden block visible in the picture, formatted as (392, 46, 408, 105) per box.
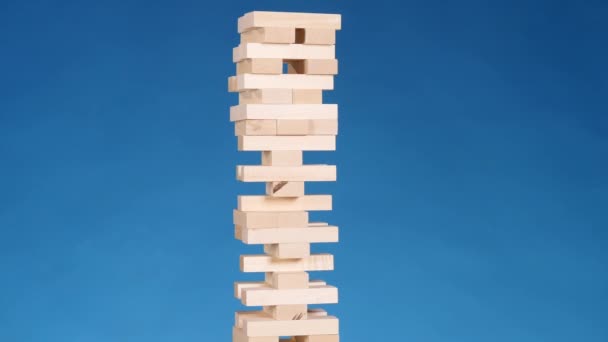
(229, 76, 238, 92)
(262, 151, 303, 166)
(242, 285, 337, 306)
(241, 27, 296, 44)
(296, 335, 339, 342)
(238, 11, 342, 33)
(292, 89, 323, 104)
(267, 272, 309, 289)
(234, 74, 334, 91)
(296, 28, 336, 45)
(233, 327, 277, 342)
(230, 104, 338, 122)
(234, 280, 325, 299)
(276, 119, 338, 135)
(243, 315, 339, 337)
(240, 253, 334, 272)
(238, 195, 332, 212)
(263, 304, 308, 320)
(235, 309, 327, 329)
(239, 89, 293, 104)
(233, 43, 335, 62)
(235, 120, 277, 136)
(237, 165, 336, 182)
(233, 210, 308, 228)
(238, 136, 336, 151)
(240, 226, 339, 244)
(264, 243, 311, 259)
(304, 59, 338, 75)
(266, 181, 304, 197)
(237, 59, 282, 75)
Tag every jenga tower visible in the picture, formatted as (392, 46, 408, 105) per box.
(228, 11, 342, 342)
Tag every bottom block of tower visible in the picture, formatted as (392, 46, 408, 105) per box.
(238, 313, 339, 337)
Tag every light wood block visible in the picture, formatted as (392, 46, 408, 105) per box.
(235, 309, 327, 329)
(234, 43, 335, 62)
(262, 151, 303, 166)
(238, 136, 336, 151)
(276, 119, 338, 135)
(240, 254, 334, 272)
(237, 59, 283, 75)
(229, 76, 238, 92)
(304, 59, 338, 75)
(241, 27, 296, 44)
(266, 272, 309, 289)
(234, 74, 334, 91)
(233, 327, 277, 342)
(235, 120, 277, 136)
(243, 315, 339, 337)
(237, 165, 336, 182)
(296, 335, 339, 342)
(242, 285, 337, 306)
(239, 89, 293, 104)
(233, 210, 308, 228)
(263, 304, 308, 320)
(238, 195, 332, 212)
(240, 225, 339, 244)
(264, 243, 311, 259)
(230, 104, 338, 122)
(238, 11, 342, 33)
(234, 279, 325, 299)
(266, 181, 304, 197)
(292, 89, 323, 104)
(296, 28, 336, 45)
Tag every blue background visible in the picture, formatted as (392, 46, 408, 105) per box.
(1, 0, 607, 341)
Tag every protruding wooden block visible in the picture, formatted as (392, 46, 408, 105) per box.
(237, 165, 336, 182)
(264, 243, 311, 259)
(239, 89, 293, 104)
(292, 90, 323, 104)
(264, 304, 308, 320)
(242, 285, 337, 306)
(295, 335, 339, 342)
(238, 11, 342, 33)
(242, 315, 339, 337)
(238, 136, 336, 151)
(240, 254, 334, 272)
(296, 28, 336, 45)
(276, 119, 338, 135)
(230, 104, 338, 122)
(233, 43, 335, 62)
(304, 59, 338, 75)
(234, 74, 334, 91)
(266, 272, 309, 289)
(235, 280, 325, 299)
(238, 195, 332, 212)
(229, 76, 238, 92)
(235, 309, 327, 329)
(240, 225, 339, 244)
(237, 59, 283, 75)
(241, 27, 296, 44)
(235, 120, 277, 136)
(233, 327, 277, 342)
(262, 151, 303, 166)
(233, 210, 309, 228)
(266, 181, 305, 197)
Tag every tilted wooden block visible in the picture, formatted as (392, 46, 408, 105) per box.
(239, 89, 293, 104)
(292, 89, 323, 104)
(264, 304, 308, 320)
(264, 243, 311, 259)
(230, 104, 338, 122)
(243, 315, 339, 337)
(234, 279, 325, 299)
(296, 335, 339, 342)
(233, 74, 334, 91)
(233, 43, 335, 63)
(237, 59, 283, 75)
(242, 285, 338, 306)
(238, 136, 336, 151)
(238, 195, 332, 212)
(240, 253, 334, 272)
(266, 181, 305, 197)
(262, 151, 303, 166)
(296, 28, 336, 45)
(276, 119, 338, 135)
(266, 271, 309, 289)
(237, 165, 336, 182)
(240, 225, 339, 244)
(241, 27, 296, 44)
(238, 11, 342, 33)
(233, 210, 308, 228)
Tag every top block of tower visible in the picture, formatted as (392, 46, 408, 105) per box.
(238, 11, 342, 33)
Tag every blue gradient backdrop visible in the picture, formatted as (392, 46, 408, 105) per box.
(1, 0, 607, 341)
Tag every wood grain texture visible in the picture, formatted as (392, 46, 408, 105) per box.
(240, 253, 334, 272)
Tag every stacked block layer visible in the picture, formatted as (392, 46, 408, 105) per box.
(229, 11, 341, 342)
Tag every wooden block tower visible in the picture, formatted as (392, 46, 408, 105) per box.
(228, 11, 342, 342)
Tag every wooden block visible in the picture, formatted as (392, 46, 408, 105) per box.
(235, 224, 243, 239)
(238, 136, 336, 151)
(296, 28, 336, 45)
(235, 309, 327, 329)
(304, 59, 338, 75)
(264, 243, 311, 259)
(233, 327, 277, 342)
(266, 272, 309, 289)
(233, 43, 334, 62)
(233, 210, 309, 228)
(241, 27, 296, 43)
(238, 11, 342, 33)
(234, 74, 334, 91)
(238, 195, 332, 212)
(235, 280, 326, 299)
(266, 181, 305, 197)
(262, 151, 303, 166)
(296, 335, 339, 342)
(263, 304, 308, 320)
(237, 59, 283, 75)
(243, 285, 337, 306)
(240, 254, 334, 272)
(230, 104, 338, 122)
(276, 119, 338, 135)
(292, 89, 323, 104)
(237, 165, 336, 182)
(235, 120, 277, 136)
(243, 315, 339, 337)
(229, 76, 238, 92)
(239, 89, 293, 104)
(240, 226, 339, 244)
